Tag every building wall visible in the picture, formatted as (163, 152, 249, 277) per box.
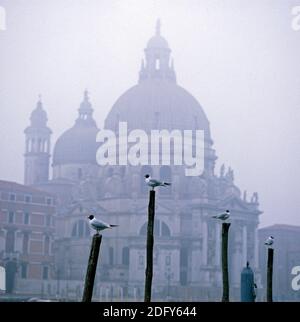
(0, 181, 56, 295)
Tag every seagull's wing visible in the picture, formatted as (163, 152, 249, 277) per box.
(92, 219, 109, 229)
(149, 179, 162, 186)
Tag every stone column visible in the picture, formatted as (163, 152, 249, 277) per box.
(215, 222, 221, 266)
(202, 220, 208, 266)
(232, 225, 243, 287)
(254, 227, 259, 268)
(232, 243, 243, 286)
(201, 219, 210, 285)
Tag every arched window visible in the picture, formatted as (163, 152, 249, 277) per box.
(139, 219, 171, 237)
(122, 247, 130, 266)
(159, 166, 172, 195)
(141, 165, 153, 194)
(71, 220, 90, 238)
(161, 222, 171, 237)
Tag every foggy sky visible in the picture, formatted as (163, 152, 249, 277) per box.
(0, 0, 299, 228)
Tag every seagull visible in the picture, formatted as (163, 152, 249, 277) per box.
(144, 174, 171, 190)
(212, 210, 230, 221)
(87, 215, 118, 234)
(264, 236, 274, 246)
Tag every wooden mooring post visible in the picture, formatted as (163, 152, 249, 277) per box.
(144, 190, 155, 302)
(82, 233, 102, 302)
(267, 247, 274, 302)
(222, 222, 231, 302)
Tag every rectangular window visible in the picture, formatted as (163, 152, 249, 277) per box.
(155, 58, 160, 70)
(42, 266, 49, 280)
(8, 211, 14, 223)
(46, 198, 52, 205)
(25, 195, 31, 203)
(44, 236, 50, 255)
(166, 255, 171, 266)
(9, 193, 16, 201)
(24, 212, 29, 225)
(5, 230, 15, 252)
(21, 263, 28, 278)
(139, 255, 144, 266)
(23, 233, 29, 254)
(46, 215, 51, 227)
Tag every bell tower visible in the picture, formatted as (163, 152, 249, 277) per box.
(24, 96, 52, 185)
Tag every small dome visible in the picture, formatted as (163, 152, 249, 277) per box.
(147, 35, 169, 49)
(146, 19, 169, 49)
(52, 91, 99, 166)
(53, 123, 98, 166)
(30, 100, 48, 127)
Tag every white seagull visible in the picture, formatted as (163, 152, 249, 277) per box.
(212, 210, 230, 221)
(87, 215, 118, 234)
(144, 174, 171, 190)
(264, 236, 274, 246)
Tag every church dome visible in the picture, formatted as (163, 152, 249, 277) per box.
(53, 91, 99, 166)
(105, 81, 211, 137)
(105, 20, 211, 139)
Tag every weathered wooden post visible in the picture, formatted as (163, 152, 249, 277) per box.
(266, 247, 274, 302)
(144, 189, 155, 302)
(82, 233, 102, 302)
(221, 222, 231, 302)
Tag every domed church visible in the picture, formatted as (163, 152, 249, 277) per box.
(24, 21, 262, 301)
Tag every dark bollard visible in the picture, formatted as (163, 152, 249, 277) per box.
(241, 262, 256, 302)
(144, 189, 155, 302)
(82, 233, 102, 302)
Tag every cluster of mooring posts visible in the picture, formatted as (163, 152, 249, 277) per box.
(81, 175, 274, 302)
